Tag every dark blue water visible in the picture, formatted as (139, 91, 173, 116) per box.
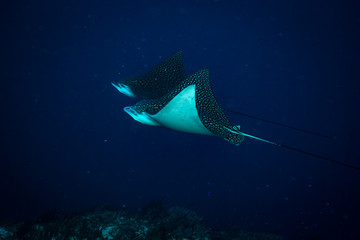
(1, 0, 360, 239)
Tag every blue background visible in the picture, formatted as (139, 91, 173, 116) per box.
(1, 0, 360, 239)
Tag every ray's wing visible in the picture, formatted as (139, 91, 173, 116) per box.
(112, 51, 187, 99)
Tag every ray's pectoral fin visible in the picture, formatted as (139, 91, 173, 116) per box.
(112, 51, 187, 100)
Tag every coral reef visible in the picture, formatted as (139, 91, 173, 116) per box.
(0, 202, 283, 240)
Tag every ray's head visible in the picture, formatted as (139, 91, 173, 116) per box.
(123, 106, 160, 126)
(111, 81, 137, 97)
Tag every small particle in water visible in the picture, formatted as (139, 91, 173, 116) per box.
(284, 197, 289, 201)
(256, 186, 261, 190)
(265, 184, 270, 188)
(308, 184, 312, 188)
(85, 170, 91, 174)
(207, 191, 212, 196)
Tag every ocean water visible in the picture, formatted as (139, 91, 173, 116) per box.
(1, 0, 360, 239)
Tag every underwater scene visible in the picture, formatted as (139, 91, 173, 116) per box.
(1, 0, 360, 239)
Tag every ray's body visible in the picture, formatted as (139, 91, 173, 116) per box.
(112, 51, 360, 171)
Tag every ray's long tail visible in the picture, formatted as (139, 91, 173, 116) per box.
(224, 109, 334, 139)
(225, 126, 360, 171)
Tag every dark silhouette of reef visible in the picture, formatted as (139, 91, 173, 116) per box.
(0, 201, 283, 240)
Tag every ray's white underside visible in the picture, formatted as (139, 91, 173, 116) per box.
(124, 84, 214, 136)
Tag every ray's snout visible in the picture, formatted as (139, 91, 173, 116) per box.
(112, 82, 136, 97)
(123, 106, 160, 126)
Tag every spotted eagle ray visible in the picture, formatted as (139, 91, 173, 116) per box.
(112, 53, 360, 171)
(124, 69, 245, 145)
(112, 51, 332, 139)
